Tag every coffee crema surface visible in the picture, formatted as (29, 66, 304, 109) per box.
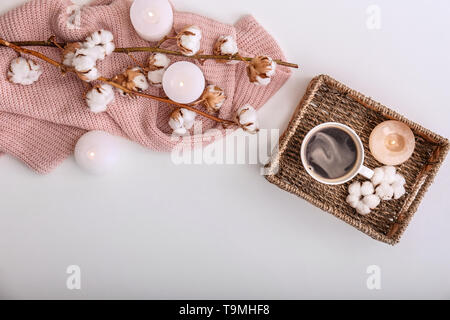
(305, 127, 359, 180)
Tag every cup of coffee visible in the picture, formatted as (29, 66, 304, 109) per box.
(300, 122, 374, 185)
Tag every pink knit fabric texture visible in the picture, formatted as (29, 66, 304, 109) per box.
(0, 0, 291, 173)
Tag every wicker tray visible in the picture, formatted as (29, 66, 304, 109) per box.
(265, 75, 449, 245)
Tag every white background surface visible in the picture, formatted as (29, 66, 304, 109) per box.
(0, 0, 449, 299)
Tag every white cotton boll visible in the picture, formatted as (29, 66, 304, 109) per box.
(130, 67, 149, 91)
(346, 194, 360, 208)
(361, 181, 375, 196)
(84, 32, 102, 48)
(151, 53, 170, 69)
(236, 104, 259, 134)
(356, 202, 371, 215)
(169, 110, 185, 135)
(265, 60, 277, 77)
(63, 51, 76, 67)
(169, 108, 196, 135)
(392, 182, 406, 200)
(255, 76, 272, 86)
(86, 84, 115, 114)
(247, 56, 277, 86)
(213, 35, 239, 65)
(7, 57, 42, 85)
(103, 41, 115, 56)
(73, 52, 96, 73)
(173, 127, 187, 136)
(219, 36, 238, 55)
(181, 109, 196, 130)
(148, 69, 165, 86)
(178, 26, 202, 56)
(98, 30, 114, 44)
(383, 166, 397, 184)
(348, 181, 362, 196)
(371, 167, 385, 186)
(394, 173, 406, 186)
(363, 194, 381, 210)
(85, 30, 113, 47)
(84, 30, 115, 57)
(77, 46, 106, 61)
(376, 182, 394, 201)
(78, 67, 99, 82)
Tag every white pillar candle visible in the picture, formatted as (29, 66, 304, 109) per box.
(130, 0, 174, 42)
(74, 131, 120, 175)
(162, 61, 205, 104)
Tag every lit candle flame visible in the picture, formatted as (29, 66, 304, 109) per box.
(179, 81, 184, 87)
(88, 151, 96, 159)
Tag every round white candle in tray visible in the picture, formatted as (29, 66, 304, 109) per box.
(162, 61, 205, 104)
(130, 0, 174, 42)
(74, 131, 120, 175)
(369, 120, 416, 166)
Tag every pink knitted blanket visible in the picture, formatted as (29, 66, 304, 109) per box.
(0, 0, 291, 173)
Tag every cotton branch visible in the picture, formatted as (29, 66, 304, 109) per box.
(3, 40, 299, 69)
(0, 38, 236, 127)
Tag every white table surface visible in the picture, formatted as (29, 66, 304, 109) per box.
(0, 0, 449, 300)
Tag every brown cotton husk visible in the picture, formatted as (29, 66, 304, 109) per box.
(201, 86, 226, 113)
(247, 56, 273, 83)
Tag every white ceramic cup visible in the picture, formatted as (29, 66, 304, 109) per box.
(300, 122, 374, 185)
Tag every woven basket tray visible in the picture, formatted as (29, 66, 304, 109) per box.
(265, 75, 449, 245)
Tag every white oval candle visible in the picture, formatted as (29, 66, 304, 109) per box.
(74, 131, 120, 175)
(162, 61, 205, 104)
(130, 0, 174, 42)
(369, 120, 416, 166)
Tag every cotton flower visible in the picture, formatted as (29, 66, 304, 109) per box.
(347, 181, 380, 215)
(376, 182, 394, 201)
(169, 108, 197, 135)
(78, 67, 99, 82)
(363, 194, 381, 210)
(86, 84, 115, 113)
(235, 104, 259, 134)
(247, 56, 277, 86)
(361, 181, 375, 196)
(213, 35, 239, 64)
(125, 67, 149, 92)
(146, 53, 170, 71)
(62, 42, 82, 67)
(146, 53, 170, 86)
(84, 29, 115, 57)
(383, 166, 397, 184)
(76, 46, 106, 62)
(62, 30, 115, 82)
(392, 179, 406, 200)
(7, 57, 43, 85)
(177, 26, 202, 56)
(200, 85, 226, 113)
(112, 67, 149, 96)
(371, 167, 385, 186)
(355, 202, 371, 215)
(371, 166, 406, 200)
(72, 51, 96, 73)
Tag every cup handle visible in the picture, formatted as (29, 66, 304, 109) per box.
(359, 165, 374, 180)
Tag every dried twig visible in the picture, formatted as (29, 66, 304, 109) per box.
(0, 38, 236, 127)
(2, 40, 299, 69)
